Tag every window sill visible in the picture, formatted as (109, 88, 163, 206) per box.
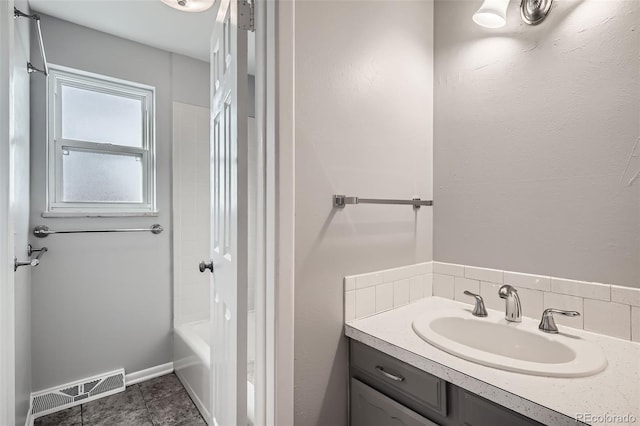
(41, 211, 160, 218)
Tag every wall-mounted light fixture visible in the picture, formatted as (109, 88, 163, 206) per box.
(160, 0, 214, 12)
(473, 0, 553, 28)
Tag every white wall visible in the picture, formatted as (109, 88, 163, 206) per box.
(29, 14, 209, 390)
(173, 102, 211, 327)
(434, 0, 640, 288)
(13, 0, 32, 423)
(293, 1, 434, 424)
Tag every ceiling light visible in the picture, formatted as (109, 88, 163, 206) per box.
(160, 0, 214, 13)
(473, 0, 553, 29)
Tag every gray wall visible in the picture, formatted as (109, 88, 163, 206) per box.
(434, 0, 640, 288)
(30, 14, 209, 390)
(293, 1, 434, 424)
(14, 0, 32, 422)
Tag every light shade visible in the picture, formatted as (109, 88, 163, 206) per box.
(473, 0, 510, 28)
(160, 0, 214, 13)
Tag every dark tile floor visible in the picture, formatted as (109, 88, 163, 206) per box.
(34, 374, 207, 426)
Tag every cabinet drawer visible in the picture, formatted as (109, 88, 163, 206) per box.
(350, 340, 447, 417)
(351, 378, 439, 426)
(458, 388, 544, 426)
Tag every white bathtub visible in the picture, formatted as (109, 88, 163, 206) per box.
(174, 321, 255, 425)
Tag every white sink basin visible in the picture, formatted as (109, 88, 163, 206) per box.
(412, 308, 607, 377)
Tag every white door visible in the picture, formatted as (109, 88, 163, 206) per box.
(209, 0, 250, 424)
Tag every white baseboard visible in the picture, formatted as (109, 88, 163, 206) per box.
(125, 362, 174, 386)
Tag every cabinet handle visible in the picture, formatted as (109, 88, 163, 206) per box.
(375, 366, 405, 382)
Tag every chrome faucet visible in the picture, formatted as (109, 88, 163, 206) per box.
(538, 308, 581, 333)
(463, 291, 488, 317)
(498, 285, 522, 322)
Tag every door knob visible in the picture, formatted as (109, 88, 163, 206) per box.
(199, 261, 214, 273)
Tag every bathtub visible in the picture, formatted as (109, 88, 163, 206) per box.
(174, 321, 255, 425)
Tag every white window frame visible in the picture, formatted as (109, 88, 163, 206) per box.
(45, 65, 157, 216)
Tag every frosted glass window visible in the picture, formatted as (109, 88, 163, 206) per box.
(61, 85, 143, 147)
(48, 66, 155, 214)
(61, 149, 143, 203)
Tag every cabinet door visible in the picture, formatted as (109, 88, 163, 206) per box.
(458, 388, 544, 426)
(351, 379, 439, 426)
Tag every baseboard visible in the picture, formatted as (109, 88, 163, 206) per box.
(125, 362, 174, 386)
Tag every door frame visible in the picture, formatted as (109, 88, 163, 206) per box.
(254, 0, 295, 423)
(0, 1, 16, 425)
(265, 1, 295, 425)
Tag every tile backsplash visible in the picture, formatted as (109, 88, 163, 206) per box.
(344, 262, 433, 322)
(345, 262, 640, 343)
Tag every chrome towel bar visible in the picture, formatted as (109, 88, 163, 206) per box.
(333, 195, 433, 209)
(33, 224, 163, 238)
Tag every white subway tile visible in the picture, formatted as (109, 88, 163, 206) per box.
(420, 262, 434, 274)
(409, 263, 429, 277)
(345, 291, 355, 322)
(543, 293, 583, 329)
(382, 263, 428, 283)
(409, 276, 425, 302)
(355, 272, 382, 290)
(345, 263, 636, 342)
(355, 287, 376, 319)
(424, 274, 433, 297)
(433, 274, 454, 299)
(344, 276, 355, 292)
(433, 262, 465, 277)
(517, 288, 544, 320)
(551, 278, 610, 301)
(632, 307, 640, 343)
(382, 266, 411, 283)
(465, 266, 503, 283)
(583, 299, 631, 340)
(504, 271, 551, 292)
(375, 283, 394, 313)
(393, 279, 411, 307)
(480, 281, 503, 312)
(611, 285, 640, 307)
(454, 277, 480, 304)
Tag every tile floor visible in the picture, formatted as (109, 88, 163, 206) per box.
(34, 374, 206, 426)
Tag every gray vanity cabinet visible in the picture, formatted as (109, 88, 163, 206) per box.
(351, 378, 438, 426)
(349, 340, 544, 426)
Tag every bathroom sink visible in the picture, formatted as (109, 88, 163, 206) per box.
(412, 308, 607, 377)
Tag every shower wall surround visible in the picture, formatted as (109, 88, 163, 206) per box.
(172, 102, 211, 327)
(345, 262, 640, 343)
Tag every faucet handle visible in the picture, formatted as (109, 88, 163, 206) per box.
(463, 291, 488, 317)
(538, 308, 581, 333)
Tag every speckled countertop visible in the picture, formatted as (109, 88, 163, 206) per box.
(345, 297, 640, 426)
